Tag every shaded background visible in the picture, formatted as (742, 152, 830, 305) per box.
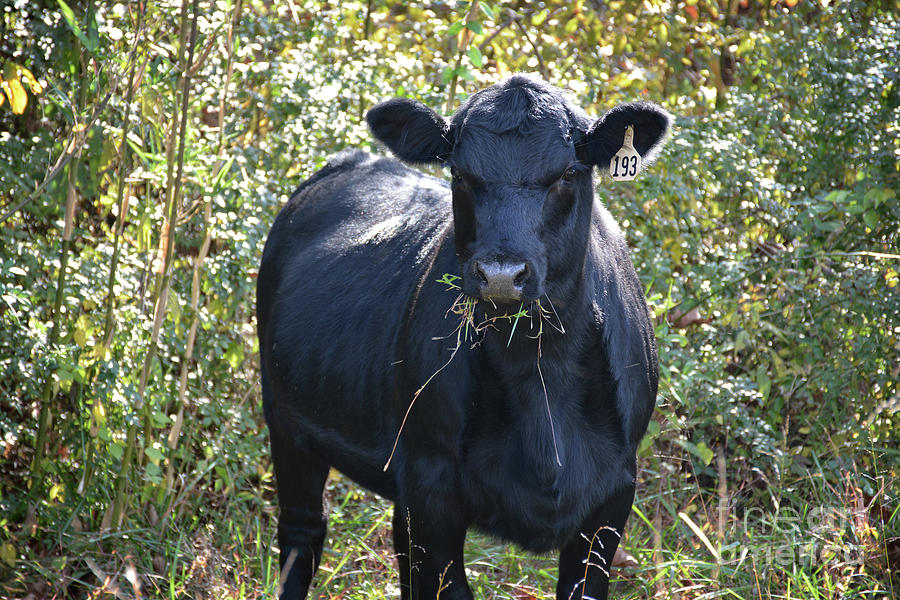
(1, 0, 898, 597)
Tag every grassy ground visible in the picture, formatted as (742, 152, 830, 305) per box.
(14, 439, 892, 599)
(303, 446, 898, 600)
(4, 312, 898, 599)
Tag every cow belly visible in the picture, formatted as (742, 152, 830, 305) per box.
(263, 252, 422, 496)
(468, 484, 588, 552)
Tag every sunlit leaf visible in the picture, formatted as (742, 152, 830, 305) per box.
(695, 442, 715, 466)
(442, 67, 455, 84)
(0, 543, 15, 567)
(676, 439, 715, 467)
(1, 77, 27, 114)
(224, 341, 244, 370)
(756, 367, 771, 400)
(468, 46, 483, 68)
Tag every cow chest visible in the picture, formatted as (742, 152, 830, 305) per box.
(457, 340, 631, 552)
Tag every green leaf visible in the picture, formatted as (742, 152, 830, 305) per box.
(465, 21, 484, 34)
(479, 3, 495, 20)
(845, 200, 864, 215)
(863, 210, 878, 228)
(665, 332, 689, 347)
(813, 220, 839, 232)
(637, 434, 653, 455)
(695, 442, 715, 466)
(676, 439, 714, 466)
(145, 461, 162, 480)
(224, 340, 244, 370)
(108, 442, 123, 460)
(437, 273, 461, 289)
(824, 190, 848, 204)
(448, 22, 464, 36)
(756, 366, 771, 400)
(86, 9, 100, 53)
(468, 46, 483, 68)
(0, 542, 15, 567)
(151, 411, 171, 428)
(734, 329, 750, 352)
(167, 287, 181, 325)
(211, 156, 236, 192)
(507, 303, 526, 347)
(57, 0, 96, 53)
(145, 446, 165, 462)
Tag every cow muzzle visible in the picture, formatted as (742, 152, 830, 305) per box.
(472, 259, 530, 302)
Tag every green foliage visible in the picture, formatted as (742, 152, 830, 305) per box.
(1, 0, 898, 597)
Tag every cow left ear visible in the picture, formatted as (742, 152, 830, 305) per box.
(580, 101, 672, 171)
(366, 98, 454, 165)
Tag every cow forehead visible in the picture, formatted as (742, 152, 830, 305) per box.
(448, 77, 582, 185)
(452, 126, 574, 185)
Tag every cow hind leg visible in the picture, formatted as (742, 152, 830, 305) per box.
(556, 484, 635, 600)
(270, 429, 330, 600)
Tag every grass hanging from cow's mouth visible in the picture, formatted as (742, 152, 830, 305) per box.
(383, 274, 565, 471)
(433, 272, 566, 345)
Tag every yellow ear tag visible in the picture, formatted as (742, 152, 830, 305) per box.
(609, 125, 641, 182)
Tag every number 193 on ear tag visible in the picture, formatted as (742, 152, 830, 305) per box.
(610, 125, 641, 182)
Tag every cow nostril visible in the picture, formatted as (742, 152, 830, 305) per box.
(473, 260, 488, 284)
(514, 263, 530, 287)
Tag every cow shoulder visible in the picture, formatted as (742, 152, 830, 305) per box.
(589, 206, 658, 451)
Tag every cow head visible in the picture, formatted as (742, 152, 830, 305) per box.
(367, 75, 670, 307)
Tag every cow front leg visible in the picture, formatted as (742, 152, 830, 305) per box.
(556, 484, 635, 600)
(393, 455, 472, 600)
(397, 500, 471, 600)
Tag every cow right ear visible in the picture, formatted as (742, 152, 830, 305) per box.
(366, 98, 453, 165)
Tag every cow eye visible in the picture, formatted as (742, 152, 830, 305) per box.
(561, 167, 578, 184)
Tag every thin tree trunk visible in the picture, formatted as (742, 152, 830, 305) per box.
(81, 2, 146, 498)
(29, 172, 77, 492)
(163, 0, 242, 507)
(28, 12, 93, 491)
(445, 1, 481, 114)
(110, 0, 199, 530)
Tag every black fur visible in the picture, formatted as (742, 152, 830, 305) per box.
(366, 98, 453, 164)
(257, 74, 671, 600)
(580, 101, 671, 170)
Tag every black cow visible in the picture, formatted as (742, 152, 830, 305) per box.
(257, 75, 670, 600)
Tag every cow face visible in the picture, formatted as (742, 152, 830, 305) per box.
(367, 75, 670, 306)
